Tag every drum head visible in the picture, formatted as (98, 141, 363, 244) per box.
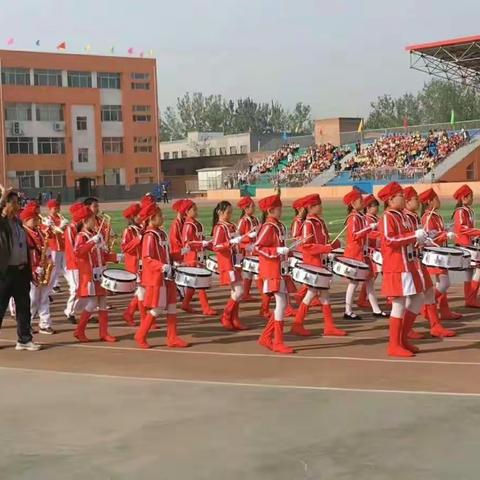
(177, 267, 211, 277)
(297, 263, 331, 276)
(332, 248, 344, 255)
(103, 269, 137, 281)
(424, 246, 462, 256)
(336, 257, 369, 269)
(291, 251, 303, 260)
(245, 256, 259, 262)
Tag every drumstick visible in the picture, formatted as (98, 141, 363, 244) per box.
(331, 224, 348, 245)
(288, 234, 314, 250)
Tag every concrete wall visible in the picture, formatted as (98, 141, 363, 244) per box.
(314, 117, 362, 146)
(438, 144, 480, 182)
(161, 153, 249, 176)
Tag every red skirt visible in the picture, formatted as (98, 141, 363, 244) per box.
(78, 280, 106, 298)
(426, 266, 447, 276)
(144, 280, 177, 309)
(219, 267, 242, 286)
(262, 275, 296, 294)
(420, 264, 434, 290)
(381, 269, 426, 297)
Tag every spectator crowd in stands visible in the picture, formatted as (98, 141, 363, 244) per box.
(343, 130, 468, 181)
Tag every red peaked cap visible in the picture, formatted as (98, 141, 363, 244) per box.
(73, 205, 94, 223)
(453, 184, 473, 201)
(292, 196, 307, 210)
(178, 199, 195, 215)
(172, 199, 184, 212)
(363, 194, 377, 207)
(47, 199, 60, 209)
(302, 194, 322, 209)
(343, 188, 363, 206)
(418, 188, 437, 205)
(237, 196, 254, 210)
(122, 203, 141, 219)
(19, 201, 40, 221)
(403, 186, 418, 202)
(377, 182, 404, 202)
(139, 202, 160, 223)
(140, 194, 156, 208)
(258, 194, 282, 212)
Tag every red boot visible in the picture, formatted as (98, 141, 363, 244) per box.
(387, 316, 413, 357)
(241, 278, 254, 301)
(323, 304, 347, 336)
(181, 287, 198, 314)
(220, 299, 235, 330)
(74, 310, 91, 342)
(138, 299, 147, 323)
(438, 292, 463, 319)
(166, 314, 189, 348)
(272, 321, 294, 354)
(357, 283, 370, 309)
(135, 313, 155, 348)
(402, 310, 420, 354)
(290, 302, 312, 336)
(259, 293, 271, 319)
(231, 301, 248, 330)
(284, 299, 297, 318)
(426, 304, 456, 337)
(123, 296, 138, 326)
(199, 289, 217, 316)
(465, 281, 480, 308)
(295, 285, 308, 305)
(99, 310, 117, 343)
(258, 315, 274, 350)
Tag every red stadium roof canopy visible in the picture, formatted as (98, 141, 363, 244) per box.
(405, 35, 480, 88)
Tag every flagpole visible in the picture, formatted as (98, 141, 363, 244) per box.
(0, 58, 7, 186)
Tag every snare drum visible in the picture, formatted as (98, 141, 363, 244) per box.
(175, 266, 212, 289)
(101, 269, 137, 294)
(453, 248, 473, 270)
(371, 250, 383, 273)
(332, 257, 369, 281)
(291, 263, 332, 290)
(327, 248, 345, 270)
(288, 251, 303, 270)
(421, 246, 464, 270)
(459, 245, 480, 266)
(242, 256, 259, 274)
(205, 255, 218, 274)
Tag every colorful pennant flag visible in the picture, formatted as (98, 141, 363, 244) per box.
(109, 46, 115, 54)
(57, 41, 67, 50)
(450, 109, 456, 127)
(127, 47, 134, 55)
(403, 116, 408, 129)
(357, 119, 364, 133)
(148, 49, 154, 57)
(84, 44, 92, 52)
(6, 37, 14, 46)
(35, 40, 40, 46)
(139, 51, 144, 58)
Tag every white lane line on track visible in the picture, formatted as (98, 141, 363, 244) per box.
(1, 365, 480, 398)
(2, 337, 480, 366)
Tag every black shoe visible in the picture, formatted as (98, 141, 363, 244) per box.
(373, 311, 389, 318)
(90, 317, 98, 324)
(67, 315, 76, 324)
(53, 286, 61, 293)
(343, 312, 362, 320)
(49, 295, 53, 303)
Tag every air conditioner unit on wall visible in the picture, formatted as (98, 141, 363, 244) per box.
(10, 121, 23, 136)
(53, 122, 64, 132)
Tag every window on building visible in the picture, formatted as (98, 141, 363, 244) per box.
(76, 116, 87, 131)
(37, 137, 65, 155)
(172, 151, 179, 159)
(36, 104, 64, 122)
(209, 148, 216, 156)
(6, 137, 34, 155)
(78, 148, 89, 163)
(134, 136, 153, 153)
(5, 103, 32, 121)
(39, 170, 66, 188)
(163, 152, 170, 160)
(229, 146, 237, 155)
(34, 69, 62, 87)
(181, 150, 188, 158)
(134, 166, 154, 184)
(132, 105, 151, 122)
(240, 145, 248, 154)
(1, 68, 30, 86)
(466, 162, 476, 181)
(97, 72, 121, 89)
(16, 170, 35, 188)
(131, 72, 150, 90)
(102, 137, 124, 154)
(104, 168, 124, 186)
(219, 147, 226, 155)
(101, 105, 122, 122)
(200, 148, 207, 156)
(67, 71, 92, 88)
(175, 168, 185, 175)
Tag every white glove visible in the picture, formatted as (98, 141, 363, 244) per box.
(247, 231, 257, 239)
(44, 218, 54, 227)
(447, 231, 456, 241)
(370, 223, 378, 231)
(89, 234, 102, 244)
(277, 246, 289, 255)
(60, 219, 69, 228)
(181, 246, 190, 255)
(35, 266, 44, 275)
(415, 229, 427, 243)
(201, 240, 210, 248)
(116, 253, 125, 263)
(162, 264, 172, 276)
(428, 229, 439, 239)
(230, 236, 242, 245)
(246, 244, 255, 254)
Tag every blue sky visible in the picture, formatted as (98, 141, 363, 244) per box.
(2, 0, 479, 118)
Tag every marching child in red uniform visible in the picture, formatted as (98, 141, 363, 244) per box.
(212, 201, 255, 330)
(237, 197, 260, 301)
(169, 199, 187, 264)
(343, 188, 386, 320)
(73, 205, 118, 343)
(420, 188, 461, 320)
(256, 194, 296, 354)
(378, 182, 427, 357)
(45, 199, 68, 294)
(181, 200, 216, 315)
(452, 184, 480, 307)
(121, 203, 145, 326)
(134, 202, 189, 349)
(21, 202, 54, 335)
(291, 194, 346, 337)
(404, 187, 455, 337)
(290, 198, 307, 240)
